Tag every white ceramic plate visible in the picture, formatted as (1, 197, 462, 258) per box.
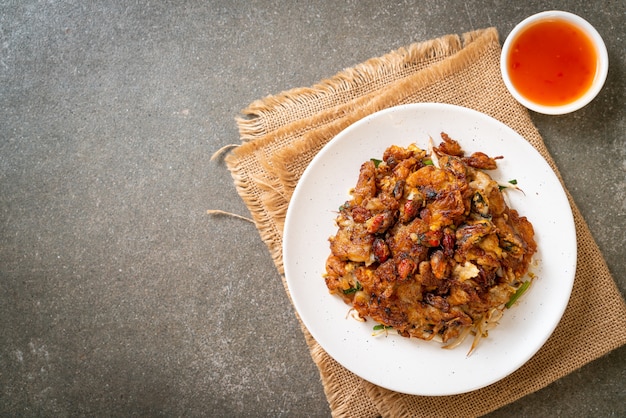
(283, 103, 576, 396)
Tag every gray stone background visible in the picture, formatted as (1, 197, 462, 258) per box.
(1, 1, 624, 416)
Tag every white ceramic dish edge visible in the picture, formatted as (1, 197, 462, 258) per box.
(283, 103, 577, 395)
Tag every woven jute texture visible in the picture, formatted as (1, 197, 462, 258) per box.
(225, 28, 626, 417)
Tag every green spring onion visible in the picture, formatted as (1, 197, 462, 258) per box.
(499, 179, 518, 191)
(342, 281, 362, 295)
(506, 280, 531, 308)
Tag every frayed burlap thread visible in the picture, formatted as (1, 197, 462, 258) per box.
(226, 28, 626, 417)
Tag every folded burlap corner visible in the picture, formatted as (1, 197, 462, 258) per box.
(225, 28, 626, 417)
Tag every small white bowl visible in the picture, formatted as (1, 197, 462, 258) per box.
(500, 11, 609, 115)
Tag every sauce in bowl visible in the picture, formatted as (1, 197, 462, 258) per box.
(507, 19, 597, 106)
(500, 11, 608, 114)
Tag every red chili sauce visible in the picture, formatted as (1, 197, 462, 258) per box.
(507, 19, 598, 106)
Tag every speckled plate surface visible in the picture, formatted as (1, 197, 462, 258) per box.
(283, 103, 576, 396)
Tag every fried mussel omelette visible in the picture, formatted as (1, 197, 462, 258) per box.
(324, 133, 537, 353)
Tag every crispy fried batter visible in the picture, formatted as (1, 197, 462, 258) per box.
(324, 133, 536, 349)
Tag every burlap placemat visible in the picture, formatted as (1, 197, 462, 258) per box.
(223, 28, 626, 417)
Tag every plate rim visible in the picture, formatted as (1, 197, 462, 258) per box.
(283, 102, 577, 395)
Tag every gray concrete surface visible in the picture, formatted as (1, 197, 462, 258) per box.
(1, 1, 624, 416)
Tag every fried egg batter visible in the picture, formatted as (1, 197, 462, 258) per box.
(324, 133, 537, 352)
